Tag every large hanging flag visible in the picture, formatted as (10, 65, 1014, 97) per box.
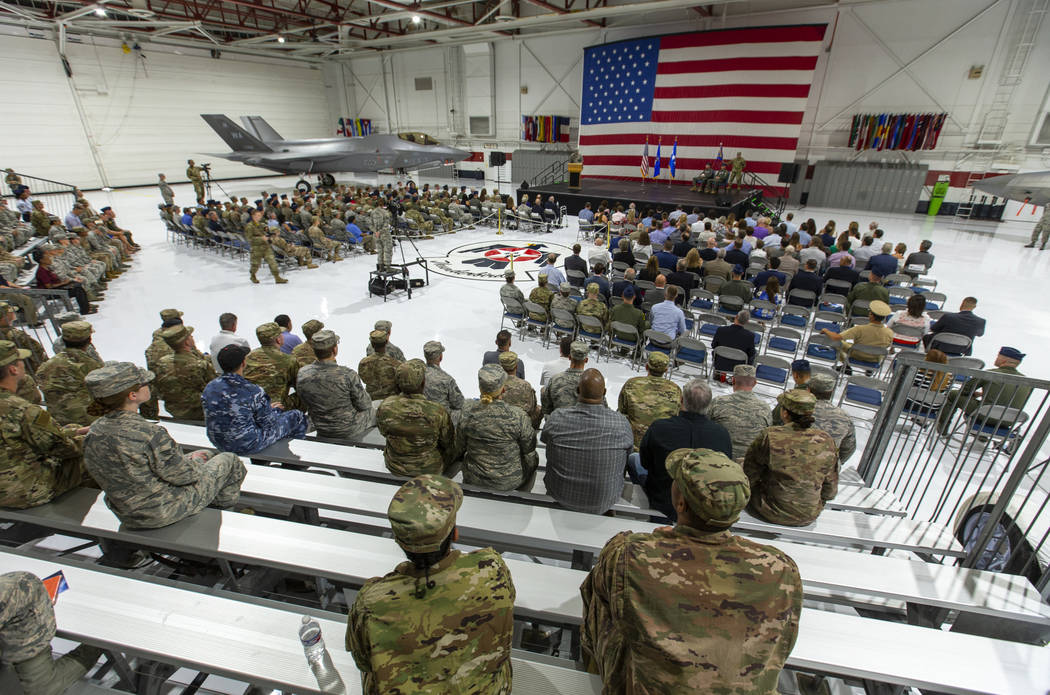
(578, 24, 827, 188)
(653, 140, 662, 178)
(670, 138, 678, 179)
(641, 139, 650, 179)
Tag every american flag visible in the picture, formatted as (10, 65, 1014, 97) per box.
(579, 25, 827, 189)
(640, 140, 649, 179)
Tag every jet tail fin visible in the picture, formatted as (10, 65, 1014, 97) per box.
(201, 114, 272, 153)
(241, 116, 284, 142)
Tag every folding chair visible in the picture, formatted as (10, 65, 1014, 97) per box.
(928, 332, 972, 357)
(812, 310, 844, 334)
(749, 299, 778, 322)
(754, 354, 792, 394)
(884, 273, 911, 287)
(913, 277, 938, 291)
(902, 385, 949, 428)
(673, 337, 708, 378)
(948, 356, 984, 384)
(923, 291, 947, 310)
(891, 324, 925, 350)
(521, 300, 550, 343)
(787, 288, 817, 309)
(697, 312, 728, 341)
(765, 326, 802, 358)
(710, 346, 749, 383)
(824, 279, 853, 296)
(500, 297, 526, 331)
(805, 333, 839, 367)
(550, 308, 576, 343)
(689, 288, 715, 311)
(847, 345, 888, 377)
(717, 294, 745, 316)
(777, 304, 810, 330)
(606, 321, 642, 368)
(576, 314, 606, 357)
(850, 299, 872, 318)
(819, 292, 847, 313)
(954, 405, 1030, 455)
(887, 287, 914, 307)
(643, 329, 675, 360)
(837, 375, 887, 415)
(566, 269, 587, 288)
(704, 275, 725, 293)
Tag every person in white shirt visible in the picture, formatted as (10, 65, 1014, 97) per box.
(587, 234, 610, 269)
(541, 336, 573, 386)
(209, 312, 250, 372)
(782, 212, 798, 238)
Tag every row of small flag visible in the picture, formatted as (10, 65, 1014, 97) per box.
(521, 115, 571, 143)
(849, 113, 947, 152)
(640, 139, 715, 180)
(336, 118, 373, 137)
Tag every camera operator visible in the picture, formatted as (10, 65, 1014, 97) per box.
(186, 159, 205, 205)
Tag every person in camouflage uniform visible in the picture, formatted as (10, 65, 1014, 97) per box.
(376, 360, 455, 477)
(577, 282, 609, 326)
(346, 475, 514, 695)
(29, 200, 56, 238)
(152, 325, 216, 421)
(550, 282, 578, 330)
(499, 268, 525, 308)
(364, 320, 406, 362)
(296, 330, 372, 441)
(50, 312, 100, 362)
(708, 364, 774, 461)
(497, 351, 541, 429)
(359, 330, 401, 400)
(581, 449, 802, 694)
(244, 210, 287, 284)
(744, 389, 838, 526)
(186, 160, 205, 204)
(541, 341, 593, 415)
(422, 340, 464, 417)
(0, 302, 45, 403)
(1, 571, 105, 695)
(404, 205, 433, 237)
(290, 319, 324, 367)
(808, 373, 856, 465)
(0, 341, 89, 509)
(83, 362, 246, 529)
(447, 199, 474, 228)
(307, 217, 342, 262)
(371, 202, 393, 270)
(243, 321, 300, 409)
(771, 359, 812, 425)
(456, 365, 538, 491)
(36, 321, 103, 426)
(527, 272, 554, 321)
(271, 233, 317, 269)
(201, 344, 308, 455)
(145, 308, 187, 372)
(617, 352, 681, 450)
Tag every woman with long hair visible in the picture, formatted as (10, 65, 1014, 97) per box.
(684, 247, 703, 274)
(753, 277, 781, 319)
(633, 230, 653, 260)
(639, 254, 660, 282)
(886, 293, 931, 347)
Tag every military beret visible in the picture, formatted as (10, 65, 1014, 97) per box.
(159, 308, 183, 322)
(302, 319, 325, 339)
(0, 340, 31, 368)
(791, 359, 811, 373)
(374, 320, 392, 332)
(666, 449, 750, 528)
(217, 344, 250, 372)
(559, 282, 571, 293)
(503, 268, 515, 278)
(99, 206, 112, 213)
(586, 282, 599, 294)
(478, 364, 506, 393)
(310, 329, 339, 350)
(569, 340, 589, 361)
(498, 350, 518, 371)
(733, 364, 757, 378)
(423, 340, 444, 357)
(160, 324, 194, 347)
(85, 361, 154, 399)
(868, 300, 892, 317)
(777, 389, 816, 415)
(61, 320, 93, 342)
(369, 329, 389, 346)
(646, 351, 669, 374)
(396, 359, 426, 391)
(388, 475, 463, 553)
(256, 322, 281, 343)
(622, 285, 636, 299)
(999, 346, 1025, 361)
(808, 373, 836, 394)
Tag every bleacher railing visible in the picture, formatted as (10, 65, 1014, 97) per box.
(3, 171, 78, 217)
(858, 351, 1050, 612)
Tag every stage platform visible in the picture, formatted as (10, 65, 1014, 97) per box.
(518, 179, 753, 219)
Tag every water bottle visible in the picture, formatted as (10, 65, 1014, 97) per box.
(299, 615, 347, 694)
(299, 615, 326, 664)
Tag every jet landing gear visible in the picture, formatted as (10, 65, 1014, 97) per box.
(294, 173, 336, 194)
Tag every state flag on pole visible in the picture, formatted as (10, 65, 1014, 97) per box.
(654, 141, 662, 178)
(715, 144, 724, 165)
(641, 140, 650, 179)
(670, 139, 678, 178)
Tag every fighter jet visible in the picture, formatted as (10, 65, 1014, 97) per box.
(201, 114, 469, 190)
(972, 171, 1050, 208)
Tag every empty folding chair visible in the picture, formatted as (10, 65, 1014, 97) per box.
(704, 275, 725, 293)
(847, 345, 888, 377)
(887, 287, 914, 307)
(787, 288, 817, 309)
(765, 327, 802, 358)
(923, 291, 947, 310)
(754, 355, 792, 394)
(912, 277, 938, 291)
(607, 321, 642, 368)
(521, 301, 550, 343)
(710, 346, 749, 382)
(837, 375, 887, 415)
(927, 310, 945, 322)
(884, 273, 911, 287)
(673, 337, 708, 378)
(955, 405, 1031, 455)
(928, 332, 972, 357)
(717, 294, 745, 316)
(689, 288, 715, 311)
(902, 385, 949, 427)
(805, 333, 839, 367)
(500, 297, 526, 331)
(777, 304, 810, 330)
(750, 299, 778, 322)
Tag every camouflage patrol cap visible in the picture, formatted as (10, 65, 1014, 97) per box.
(733, 364, 757, 378)
(423, 340, 444, 357)
(396, 359, 426, 391)
(559, 282, 571, 293)
(0, 340, 31, 367)
(808, 373, 836, 395)
(503, 268, 515, 278)
(569, 341, 589, 361)
(54, 311, 81, 325)
(586, 282, 599, 294)
(479, 364, 506, 393)
(498, 350, 518, 371)
(310, 329, 339, 350)
(369, 329, 388, 347)
(388, 475, 463, 553)
(666, 448, 749, 528)
(374, 320, 392, 332)
(777, 389, 816, 415)
(85, 361, 155, 399)
(256, 322, 281, 343)
(646, 351, 669, 374)
(302, 319, 324, 339)
(160, 324, 194, 347)
(61, 320, 93, 342)
(159, 308, 183, 321)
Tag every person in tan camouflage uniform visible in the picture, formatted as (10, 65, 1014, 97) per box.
(0, 301, 45, 403)
(527, 272, 554, 321)
(497, 351, 541, 429)
(243, 321, 300, 409)
(577, 282, 608, 326)
(271, 234, 317, 269)
(708, 364, 774, 462)
(617, 351, 681, 451)
(359, 330, 401, 400)
(421, 340, 464, 418)
(152, 324, 216, 421)
(290, 319, 324, 367)
(376, 360, 455, 477)
(582, 449, 802, 693)
(36, 321, 104, 426)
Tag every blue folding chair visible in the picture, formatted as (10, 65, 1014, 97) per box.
(674, 337, 708, 378)
(501, 297, 526, 331)
(778, 304, 810, 329)
(948, 356, 984, 384)
(812, 310, 844, 334)
(765, 327, 802, 358)
(697, 312, 728, 340)
(717, 294, 745, 316)
(923, 291, 947, 311)
(805, 334, 838, 367)
(848, 345, 888, 376)
(838, 375, 887, 414)
(689, 288, 715, 311)
(887, 287, 914, 307)
(754, 355, 791, 394)
(607, 321, 642, 369)
(710, 346, 748, 383)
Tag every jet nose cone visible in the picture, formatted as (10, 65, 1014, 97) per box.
(973, 174, 1010, 196)
(443, 146, 471, 163)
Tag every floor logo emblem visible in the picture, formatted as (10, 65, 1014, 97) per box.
(426, 240, 575, 281)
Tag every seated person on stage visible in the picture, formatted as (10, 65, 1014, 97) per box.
(744, 390, 838, 527)
(201, 344, 308, 455)
(690, 162, 715, 192)
(83, 362, 246, 530)
(1, 571, 104, 695)
(582, 449, 802, 694)
(296, 330, 373, 442)
(936, 346, 1031, 437)
(377, 360, 455, 477)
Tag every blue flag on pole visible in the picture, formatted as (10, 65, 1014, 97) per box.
(670, 139, 677, 179)
(653, 141, 661, 178)
(715, 144, 724, 165)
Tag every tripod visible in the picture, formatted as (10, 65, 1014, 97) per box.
(201, 165, 231, 202)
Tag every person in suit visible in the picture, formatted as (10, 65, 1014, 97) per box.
(672, 230, 693, 257)
(711, 310, 756, 374)
(665, 260, 698, 302)
(564, 243, 587, 279)
(922, 297, 985, 355)
(752, 257, 787, 289)
(824, 255, 860, 289)
(787, 259, 823, 306)
(611, 268, 636, 298)
(724, 240, 749, 268)
(702, 249, 733, 281)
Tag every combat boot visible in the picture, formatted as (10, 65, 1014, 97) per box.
(333, 253, 344, 262)
(250, 273, 259, 284)
(275, 276, 288, 284)
(307, 263, 318, 269)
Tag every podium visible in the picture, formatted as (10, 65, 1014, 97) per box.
(567, 162, 583, 190)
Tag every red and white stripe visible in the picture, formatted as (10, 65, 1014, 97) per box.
(580, 25, 826, 187)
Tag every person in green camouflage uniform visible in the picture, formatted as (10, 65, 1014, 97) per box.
(271, 234, 317, 269)
(617, 352, 681, 450)
(708, 364, 774, 461)
(29, 200, 56, 238)
(364, 320, 406, 362)
(308, 217, 342, 262)
(0, 302, 46, 404)
(404, 205, 433, 237)
(370, 203, 393, 270)
(346, 475, 514, 695)
(527, 272, 554, 321)
(1, 571, 104, 695)
(808, 373, 856, 465)
(244, 210, 287, 284)
(936, 346, 1032, 437)
(243, 322, 299, 409)
(359, 330, 401, 400)
(581, 449, 802, 694)
(153, 325, 216, 421)
(422, 340, 464, 417)
(376, 360, 454, 477)
(0, 341, 88, 509)
(296, 330, 372, 441)
(36, 321, 103, 426)
(497, 351, 541, 429)
(744, 389, 838, 526)
(83, 362, 245, 529)
(541, 341, 591, 415)
(456, 365, 538, 491)
(550, 282, 578, 330)
(145, 308, 186, 372)
(290, 319, 324, 367)
(499, 268, 525, 307)
(577, 283, 608, 325)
